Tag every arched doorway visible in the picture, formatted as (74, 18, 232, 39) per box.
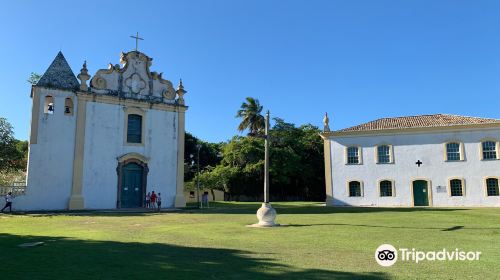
(116, 155, 149, 208)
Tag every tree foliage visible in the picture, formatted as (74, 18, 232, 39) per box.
(0, 118, 27, 172)
(184, 132, 223, 182)
(236, 97, 265, 134)
(27, 72, 41, 85)
(190, 118, 325, 201)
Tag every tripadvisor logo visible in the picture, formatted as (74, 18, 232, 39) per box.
(375, 244, 481, 267)
(375, 244, 398, 267)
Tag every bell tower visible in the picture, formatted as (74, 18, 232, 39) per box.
(26, 51, 82, 210)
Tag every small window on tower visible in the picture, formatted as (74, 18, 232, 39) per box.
(64, 98, 74, 116)
(44, 96, 55, 114)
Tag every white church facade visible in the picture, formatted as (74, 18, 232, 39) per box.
(17, 50, 188, 210)
(321, 114, 500, 207)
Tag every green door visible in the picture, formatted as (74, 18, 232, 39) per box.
(121, 163, 143, 208)
(413, 180, 429, 206)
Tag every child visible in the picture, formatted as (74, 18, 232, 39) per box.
(145, 192, 151, 208)
(1, 192, 14, 213)
(150, 191, 157, 209)
(157, 193, 162, 212)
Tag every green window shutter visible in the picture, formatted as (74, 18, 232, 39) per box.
(127, 114, 142, 143)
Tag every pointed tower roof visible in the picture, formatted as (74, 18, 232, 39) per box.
(36, 51, 79, 90)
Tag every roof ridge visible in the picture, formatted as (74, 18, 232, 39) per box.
(378, 113, 446, 120)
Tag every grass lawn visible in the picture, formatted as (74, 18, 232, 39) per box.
(0, 202, 499, 279)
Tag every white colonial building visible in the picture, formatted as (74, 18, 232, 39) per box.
(16, 50, 188, 210)
(321, 114, 500, 207)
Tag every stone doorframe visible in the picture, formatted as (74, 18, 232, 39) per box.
(116, 153, 149, 208)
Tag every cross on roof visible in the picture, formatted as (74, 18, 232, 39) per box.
(415, 160, 423, 167)
(130, 32, 144, 52)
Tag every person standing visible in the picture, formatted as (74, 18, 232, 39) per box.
(150, 191, 157, 210)
(145, 192, 151, 209)
(1, 192, 14, 213)
(157, 193, 162, 212)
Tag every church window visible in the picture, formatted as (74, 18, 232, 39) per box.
(379, 180, 393, 197)
(481, 141, 497, 160)
(449, 179, 464, 196)
(346, 147, 360, 164)
(44, 96, 54, 114)
(348, 181, 362, 197)
(486, 178, 499, 196)
(377, 145, 391, 163)
(64, 98, 73, 116)
(127, 114, 142, 143)
(445, 142, 461, 161)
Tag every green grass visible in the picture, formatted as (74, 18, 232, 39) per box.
(0, 202, 499, 279)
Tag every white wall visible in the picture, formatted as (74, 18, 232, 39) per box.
(81, 102, 179, 209)
(328, 128, 500, 207)
(17, 88, 77, 210)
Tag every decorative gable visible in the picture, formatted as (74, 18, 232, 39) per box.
(90, 51, 177, 103)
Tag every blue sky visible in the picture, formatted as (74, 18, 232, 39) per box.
(1, 0, 499, 142)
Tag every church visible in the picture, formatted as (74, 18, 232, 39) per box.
(16, 47, 188, 210)
(321, 114, 500, 207)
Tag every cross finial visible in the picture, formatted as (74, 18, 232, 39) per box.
(130, 32, 144, 52)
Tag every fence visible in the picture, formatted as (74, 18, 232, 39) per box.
(0, 182, 26, 196)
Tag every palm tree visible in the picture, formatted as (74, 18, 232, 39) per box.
(236, 97, 265, 134)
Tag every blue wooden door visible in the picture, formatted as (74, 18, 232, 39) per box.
(121, 163, 143, 208)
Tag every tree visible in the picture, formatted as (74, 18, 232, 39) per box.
(27, 72, 41, 85)
(184, 132, 222, 181)
(266, 118, 325, 200)
(0, 118, 24, 171)
(236, 97, 265, 134)
(189, 165, 238, 199)
(192, 116, 326, 201)
(14, 140, 29, 171)
(189, 136, 264, 200)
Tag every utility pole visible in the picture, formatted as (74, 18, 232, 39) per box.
(249, 110, 279, 227)
(264, 111, 270, 203)
(196, 144, 201, 208)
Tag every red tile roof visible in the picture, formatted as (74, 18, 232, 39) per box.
(336, 114, 500, 133)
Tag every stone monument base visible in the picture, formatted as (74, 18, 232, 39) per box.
(247, 202, 280, 227)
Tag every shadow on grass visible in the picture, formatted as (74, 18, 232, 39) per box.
(0, 233, 389, 280)
(6, 202, 468, 217)
(186, 202, 469, 215)
(282, 223, 500, 231)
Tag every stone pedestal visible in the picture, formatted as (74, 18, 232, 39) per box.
(248, 203, 280, 227)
